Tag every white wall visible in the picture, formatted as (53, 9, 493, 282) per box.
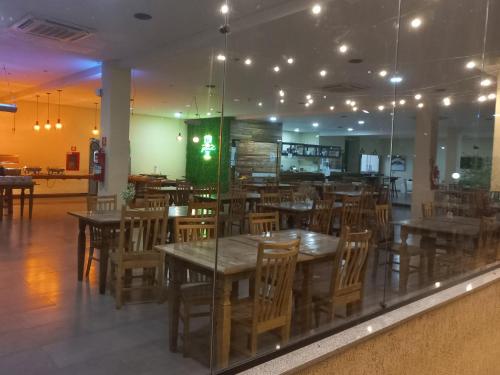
(129, 114, 187, 179)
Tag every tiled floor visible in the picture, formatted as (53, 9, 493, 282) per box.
(0, 197, 427, 374)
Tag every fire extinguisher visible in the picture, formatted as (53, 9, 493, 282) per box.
(92, 149, 105, 182)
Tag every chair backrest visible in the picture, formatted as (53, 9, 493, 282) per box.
(374, 204, 393, 245)
(261, 192, 280, 204)
(116, 208, 168, 258)
(292, 191, 308, 203)
(187, 201, 218, 217)
(175, 182, 193, 206)
(309, 200, 334, 234)
(173, 216, 217, 243)
(330, 227, 371, 299)
(193, 184, 217, 198)
(87, 195, 117, 212)
(422, 202, 434, 218)
(144, 193, 170, 211)
(252, 238, 300, 326)
(249, 212, 280, 234)
(279, 189, 293, 203)
(377, 184, 390, 205)
(229, 189, 247, 219)
(341, 195, 362, 233)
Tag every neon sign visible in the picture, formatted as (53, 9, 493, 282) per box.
(201, 134, 216, 160)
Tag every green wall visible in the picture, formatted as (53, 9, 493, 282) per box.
(185, 117, 232, 192)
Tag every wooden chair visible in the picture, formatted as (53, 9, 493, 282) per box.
(340, 195, 362, 235)
(248, 212, 280, 234)
(144, 193, 170, 211)
(308, 200, 334, 234)
(187, 201, 218, 217)
(292, 191, 308, 203)
(109, 207, 168, 309)
(231, 238, 300, 356)
(473, 216, 498, 266)
(174, 182, 192, 206)
(279, 189, 293, 203)
(228, 189, 248, 234)
(312, 227, 371, 326)
(372, 204, 427, 289)
(261, 192, 281, 205)
(85, 195, 117, 277)
(422, 202, 434, 218)
(172, 216, 217, 357)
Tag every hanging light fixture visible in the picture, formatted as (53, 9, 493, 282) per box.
(44, 92, 51, 130)
(55, 89, 63, 129)
(33, 95, 40, 131)
(176, 132, 183, 141)
(92, 102, 99, 136)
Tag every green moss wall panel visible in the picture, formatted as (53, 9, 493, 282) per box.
(185, 117, 232, 192)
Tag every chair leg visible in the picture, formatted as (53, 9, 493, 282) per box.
(372, 248, 380, 278)
(249, 333, 258, 356)
(182, 304, 191, 357)
(313, 304, 321, 328)
(85, 246, 95, 278)
(157, 261, 165, 303)
(115, 266, 123, 309)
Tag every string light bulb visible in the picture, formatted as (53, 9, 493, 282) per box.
(44, 92, 51, 130)
(92, 102, 99, 136)
(33, 95, 40, 131)
(55, 89, 63, 129)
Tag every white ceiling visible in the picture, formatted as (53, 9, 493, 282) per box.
(0, 0, 499, 136)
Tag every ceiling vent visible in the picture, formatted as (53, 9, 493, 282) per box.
(11, 16, 91, 42)
(321, 82, 369, 93)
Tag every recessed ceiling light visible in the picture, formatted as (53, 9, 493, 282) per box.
(417, 102, 424, 108)
(465, 61, 476, 69)
(206, 112, 212, 116)
(233, 98, 240, 102)
(358, 120, 365, 124)
(391, 101, 396, 106)
(347, 127, 354, 132)
(329, 106, 335, 111)
(379, 70, 388, 77)
(312, 122, 319, 127)
(345, 99, 352, 105)
(279, 89, 285, 97)
(352, 107, 358, 112)
(305, 102, 310, 107)
(362, 109, 370, 114)
(441, 146, 446, 150)
(414, 93, 422, 100)
(312, 4, 322, 15)
(174, 112, 182, 118)
(216, 54, 226, 61)
(480, 78, 492, 87)
(443, 97, 451, 106)
(244, 58, 252, 65)
(390, 76, 403, 83)
(350, 101, 356, 107)
(220, 4, 229, 14)
(399, 99, 406, 105)
(273, 66, 280, 73)
(319, 69, 327, 77)
(323, 95, 327, 99)
(308, 99, 314, 104)
(294, 128, 300, 132)
(338, 44, 348, 54)
(478, 95, 487, 102)
(280, 99, 285, 103)
(258, 102, 263, 107)
(134, 13, 152, 20)
(287, 57, 294, 64)
(378, 105, 385, 111)
(270, 116, 278, 122)
(488, 93, 496, 100)
(410, 17, 422, 28)
(305, 94, 312, 100)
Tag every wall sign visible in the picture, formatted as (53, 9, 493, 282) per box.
(201, 134, 216, 161)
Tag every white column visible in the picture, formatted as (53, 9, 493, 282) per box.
(98, 62, 131, 200)
(444, 130, 462, 184)
(411, 105, 438, 218)
(490, 81, 500, 191)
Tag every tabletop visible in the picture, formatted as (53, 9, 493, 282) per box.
(394, 215, 487, 236)
(156, 229, 339, 275)
(258, 201, 342, 213)
(68, 205, 189, 225)
(193, 192, 261, 201)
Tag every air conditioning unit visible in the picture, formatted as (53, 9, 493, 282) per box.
(11, 15, 92, 42)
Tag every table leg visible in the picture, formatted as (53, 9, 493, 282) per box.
(300, 263, 313, 332)
(421, 236, 436, 279)
(77, 219, 87, 281)
(28, 186, 34, 219)
(7, 188, 13, 214)
(168, 258, 182, 352)
(216, 277, 233, 369)
(20, 188, 25, 218)
(99, 227, 110, 294)
(399, 226, 410, 293)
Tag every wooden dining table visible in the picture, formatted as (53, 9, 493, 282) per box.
(394, 215, 491, 291)
(68, 205, 192, 294)
(156, 229, 340, 368)
(0, 180, 35, 221)
(258, 201, 343, 228)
